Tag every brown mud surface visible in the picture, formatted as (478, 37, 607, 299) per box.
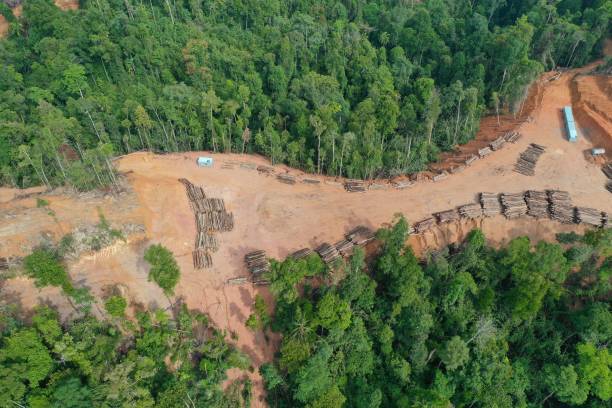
(1, 61, 611, 405)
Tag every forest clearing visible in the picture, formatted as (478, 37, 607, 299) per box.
(1, 59, 611, 405)
(0, 0, 610, 406)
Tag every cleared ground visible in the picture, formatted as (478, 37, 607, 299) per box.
(1, 61, 611, 404)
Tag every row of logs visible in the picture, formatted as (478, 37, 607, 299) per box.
(196, 211, 234, 233)
(413, 190, 608, 235)
(244, 250, 270, 276)
(514, 143, 546, 176)
(501, 192, 528, 219)
(345, 179, 366, 192)
(316, 243, 341, 264)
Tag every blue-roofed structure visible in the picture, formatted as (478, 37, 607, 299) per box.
(563, 106, 577, 142)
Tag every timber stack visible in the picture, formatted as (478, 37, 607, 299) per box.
(602, 163, 612, 179)
(415, 217, 436, 234)
(291, 248, 313, 260)
(192, 249, 213, 269)
(179, 178, 206, 203)
(504, 131, 522, 143)
(489, 136, 505, 151)
(480, 192, 502, 216)
(450, 165, 466, 174)
(277, 173, 296, 185)
(345, 179, 366, 192)
(334, 239, 355, 257)
(180, 178, 234, 269)
(514, 144, 545, 176)
(257, 165, 275, 175)
(548, 190, 574, 223)
(432, 172, 448, 182)
(465, 154, 479, 165)
(607, 181, 612, 193)
(196, 212, 234, 232)
(195, 231, 219, 252)
(346, 226, 375, 246)
(316, 243, 341, 265)
(575, 207, 604, 227)
(435, 209, 459, 223)
(525, 190, 549, 218)
(393, 180, 414, 189)
(303, 178, 320, 184)
(227, 277, 248, 285)
(458, 203, 483, 219)
(245, 250, 270, 276)
(478, 146, 492, 158)
(501, 192, 528, 219)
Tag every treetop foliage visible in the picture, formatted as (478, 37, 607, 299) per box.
(0, 0, 609, 189)
(262, 220, 612, 407)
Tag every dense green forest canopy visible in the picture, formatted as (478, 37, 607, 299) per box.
(0, 0, 609, 188)
(261, 221, 611, 407)
(0, 304, 253, 407)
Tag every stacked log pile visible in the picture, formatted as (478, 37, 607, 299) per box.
(575, 207, 604, 227)
(316, 243, 341, 265)
(415, 217, 436, 233)
(525, 190, 549, 218)
(478, 147, 492, 158)
(180, 178, 234, 269)
(514, 144, 546, 176)
(179, 178, 205, 202)
(346, 226, 375, 246)
(245, 250, 270, 276)
(458, 203, 483, 219)
(196, 212, 234, 232)
(504, 132, 522, 143)
(548, 190, 574, 223)
(465, 155, 479, 165)
(450, 165, 466, 174)
(303, 178, 321, 184)
(601, 163, 612, 179)
(257, 165, 275, 175)
(501, 192, 528, 219)
(277, 173, 296, 185)
(291, 248, 313, 260)
(432, 172, 449, 182)
(195, 231, 219, 252)
(480, 192, 502, 216)
(0, 257, 18, 270)
(227, 277, 248, 285)
(192, 249, 213, 269)
(602, 213, 609, 228)
(345, 179, 366, 192)
(393, 180, 414, 189)
(607, 181, 612, 193)
(490, 136, 505, 151)
(334, 239, 355, 257)
(435, 209, 459, 223)
(240, 162, 257, 170)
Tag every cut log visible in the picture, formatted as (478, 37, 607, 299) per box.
(277, 173, 296, 185)
(435, 209, 459, 223)
(291, 248, 313, 260)
(478, 147, 492, 158)
(346, 226, 375, 246)
(344, 179, 366, 192)
(458, 203, 483, 219)
(480, 192, 502, 217)
(415, 217, 436, 233)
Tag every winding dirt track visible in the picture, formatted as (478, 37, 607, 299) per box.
(1, 64, 610, 405)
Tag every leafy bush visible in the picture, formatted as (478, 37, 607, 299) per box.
(104, 295, 127, 318)
(143, 244, 180, 295)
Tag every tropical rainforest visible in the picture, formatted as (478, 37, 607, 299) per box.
(261, 219, 611, 407)
(0, 0, 610, 189)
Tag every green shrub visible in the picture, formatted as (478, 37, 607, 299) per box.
(143, 244, 180, 295)
(105, 295, 127, 318)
